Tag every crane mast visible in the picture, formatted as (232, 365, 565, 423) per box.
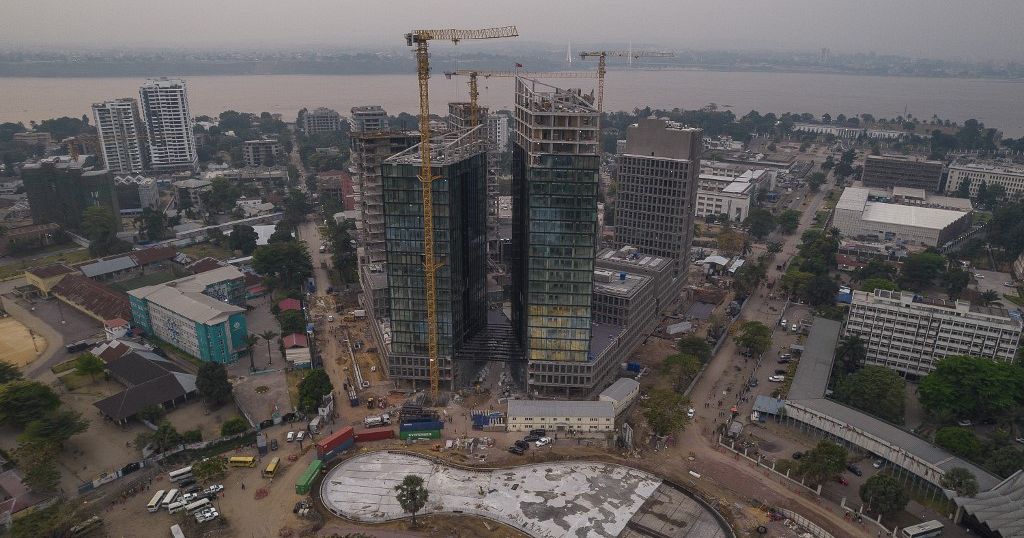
(444, 69, 598, 128)
(405, 26, 518, 399)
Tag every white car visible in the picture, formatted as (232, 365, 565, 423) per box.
(286, 431, 295, 442)
(1005, 282, 1015, 287)
(296, 431, 305, 442)
(686, 407, 695, 419)
(974, 273, 984, 279)
(535, 437, 552, 447)
(207, 484, 224, 494)
(768, 374, 786, 382)
(327, 315, 335, 322)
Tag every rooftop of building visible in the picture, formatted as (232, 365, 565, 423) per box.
(599, 377, 640, 403)
(129, 284, 244, 324)
(866, 154, 944, 165)
(114, 174, 155, 185)
(722, 181, 754, 194)
(78, 256, 138, 278)
(172, 178, 211, 189)
(384, 125, 486, 166)
(870, 186, 973, 211)
(854, 289, 1022, 326)
(953, 470, 1024, 538)
(837, 186, 968, 229)
(160, 265, 244, 292)
(949, 161, 1024, 174)
(507, 399, 614, 419)
(593, 269, 649, 298)
(141, 77, 186, 88)
(516, 76, 597, 115)
(51, 274, 131, 321)
(21, 155, 93, 170)
(26, 263, 75, 279)
(596, 246, 669, 272)
(94, 350, 197, 423)
(590, 322, 622, 359)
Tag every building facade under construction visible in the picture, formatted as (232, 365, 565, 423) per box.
(510, 77, 607, 396)
(379, 126, 489, 387)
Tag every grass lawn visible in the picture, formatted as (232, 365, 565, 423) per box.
(285, 369, 305, 408)
(0, 247, 92, 281)
(1003, 294, 1024, 307)
(51, 358, 78, 374)
(60, 371, 97, 391)
(180, 242, 236, 261)
(110, 269, 181, 292)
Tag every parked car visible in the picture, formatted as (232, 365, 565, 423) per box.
(687, 407, 695, 419)
(536, 437, 552, 447)
(957, 419, 973, 427)
(1015, 437, 1024, 445)
(514, 440, 529, 450)
(768, 375, 786, 382)
(847, 464, 863, 476)
(270, 438, 279, 451)
(873, 460, 883, 469)
(530, 429, 546, 437)
(508, 445, 525, 455)
(749, 378, 759, 387)
(792, 452, 802, 460)
(1005, 281, 1015, 287)
(780, 318, 788, 327)
(523, 435, 540, 443)
(286, 431, 295, 442)
(834, 475, 849, 486)
(296, 431, 305, 442)
(774, 369, 787, 375)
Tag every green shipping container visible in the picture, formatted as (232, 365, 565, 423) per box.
(295, 459, 323, 495)
(399, 429, 441, 440)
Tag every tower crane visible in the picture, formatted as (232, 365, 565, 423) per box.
(443, 69, 599, 127)
(577, 50, 675, 115)
(404, 26, 518, 400)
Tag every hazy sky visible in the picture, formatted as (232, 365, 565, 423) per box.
(3, 0, 1023, 61)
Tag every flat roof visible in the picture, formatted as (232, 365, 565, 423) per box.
(600, 378, 640, 403)
(130, 285, 243, 325)
(953, 470, 1024, 537)
(507, 399, 615, 419)
(949, 162, 1024, 175)
(722, 181, 753, 194)
(593, 270, 648, 297)
(836, 187, 870, 212)
(861, 202, 967, 230)
(786, 318, 842, 400)
(79, 256, 138, 278)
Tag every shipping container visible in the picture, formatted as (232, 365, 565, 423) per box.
(400, 420, 444, 432)
(315, 426, 354, 457)
(316, 438, 354, 462)
(399, 429, 441, 440)
(256, 433, 268, 456)
(295, 459, 323, 495)
(354, 427, 395, 443)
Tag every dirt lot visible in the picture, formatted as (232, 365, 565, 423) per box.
(0, 315, 45, 368)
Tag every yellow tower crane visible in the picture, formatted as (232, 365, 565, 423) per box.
(444, 69, 599, 127)
(404, 26, 518, 399)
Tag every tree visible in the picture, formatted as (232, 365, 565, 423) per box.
(195, 362, 233, 407)
(676, 335, 712, 364)
(19, 409, 88, 448)
(956, 177, 972, 199)
(776, 210, 802, 234)
(641, 388, 689, 437)
(934, 427, 981, 459)
(137, 404, 165, 423)
(260, 330, 279, 364)
(716, 225, 744, 256)
(767, 241, 783, 254)
(220, 417, 249, 436)
(899, 252, 946, 291)
(980, 289, 1001, 305)
(73, 352, 105, 382)
(246, 333, 260, 371)
(744, 208, 776, 239)
(919, 356, 1024, 422)
(835, 336, 867, 374)
(278, 310, 306, 334)
(807, 172, 827, 192)
(146, 421, 183, 452)
(6, 500, 77, 538)
(859, 474, 909, 515)
(662, 353, 701, 391)
(0, 361, 23, 383)
(268, 225, 295, 243)
(734, 321, 772, 356)
(252, 240, 313, 290)
(0, 379, 60, 427)
(229, 224, 259, 255)
(394, 474, 429, 526)
(941, 467, 979, 497)
(135, 207, 168, 241)
(732, 261, 766, 298)
(834, 366, 905, 423)
(860, 278, 898, 292)
(298, 369, 333, 413)
(797, 440, 848, 486)
(805, 273, 839, 306)
(984, 446, 1024, 478)
(14, 440, 61, 493)
(203, 178, 241, 214)
(192, 457, 228, 482)
(81, 205, 117, 241)
(943, 268, 971, 299)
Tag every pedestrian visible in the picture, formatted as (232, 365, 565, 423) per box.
(241, 482, 245, 490)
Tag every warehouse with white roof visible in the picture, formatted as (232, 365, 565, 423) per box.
(833, 187, 972, 247)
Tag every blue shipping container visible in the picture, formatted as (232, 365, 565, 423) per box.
(316, 438, 354, 462)
(626, 362, 641, 372)
(400, 420, 444, 432)
(402, 416, 439, 424)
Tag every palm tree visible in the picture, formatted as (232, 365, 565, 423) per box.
(980, 289, 1001, 305)
(259, 330, 278, 364)
(246, 334, 261, 371)
(835, 335, 867, 375)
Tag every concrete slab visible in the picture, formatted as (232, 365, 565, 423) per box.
(320, 452, 662, 538)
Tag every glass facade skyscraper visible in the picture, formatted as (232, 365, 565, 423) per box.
(381, 127, 488, 387)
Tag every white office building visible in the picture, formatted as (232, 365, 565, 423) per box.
(139, 78, 198, 172)
(833, 187, 971, 247)
(92, 98, 146, 174)
(945, 162, 1024, 199)
(845, 289, 1023, 376)
(486, 113, 510, 151)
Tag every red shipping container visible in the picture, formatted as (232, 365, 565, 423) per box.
(354, 427, 395, 443)
(316, 426, 354, 456)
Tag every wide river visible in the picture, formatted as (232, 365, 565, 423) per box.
(2, 71, 1022, 136)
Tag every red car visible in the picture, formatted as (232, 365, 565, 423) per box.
(834, 475, 849, 486)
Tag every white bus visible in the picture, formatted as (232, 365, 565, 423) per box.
(167, 500, 188, 514)
(902, 520, 943, 538)
(184, 497, 211, 513)
(147, 490, 167, 513)
(170, 524, 186, 538)
(168, 466, 193, 482)
(161, 489, 179, 508)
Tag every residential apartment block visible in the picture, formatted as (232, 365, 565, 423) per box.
(944, 161, 1024, 199)
(242, 138, 284, 167)
(139, 78, 198, 172)
(92, 98, 146, 174)
(861, 154, 944, 192)
(845, 289, 1022, 377)
(303, 107, 342, 134)
(128, 266, 248, 363)
(21, 156, 119, 231)
(350, 105, 389, 133)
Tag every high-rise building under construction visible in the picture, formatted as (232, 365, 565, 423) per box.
(510, 77, 605, 395)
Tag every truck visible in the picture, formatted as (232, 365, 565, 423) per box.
(352, 309, 366, 319)
(308, 416, 323, 435)
(306, 277, 316, 294)
(363, 414, 391, 428)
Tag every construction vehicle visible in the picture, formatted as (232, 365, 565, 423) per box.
(443, 69, 598, 127)
(404, 26, 518, 400)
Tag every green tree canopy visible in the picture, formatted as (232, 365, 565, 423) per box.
(0, 361, 23, 384)
(135, 207, 168, 241)
(193, 456, 228, 482)
(641, 388, 690, 437)
(74, 352, 105, 381)
(807, 172, 826, 192)
(919, 355, 1024, 422)
(14, 440, 61, 493)
(18, 409, 88, 448)
(229, 224, 259, 255)
(253, 240, 313, 290)
(835, 335, 867, 375)
(195, 362, 233, 407)
(144, 421, 182, 453)
(934, 427, 982, 459)
(899, 252, 946, 291)
(734, 321, 772, 356)
(860, 278, 898, 292)
(984, 446, 1024, 478)
(941, 467, 979, 497)
(744, 208, 776, 239)
(834, 366, 905, 423)
(661, 353, 701, 391)
(5, 500, 77, 538)
(732, 260, 767, 298)
(278, 310, 306, 334)
(203, 178, 242, 214)
(776, 210, 802, 233)
(395, 474, 429, 526)
(676, 335, 712, 364)
(298, 369, 333, 414)
(0, 379, 61, 427)
(797, 440, 848, 486)
(942, 268, 971, 299)
(220, 417, 249, 436)
(859, 474, 909, 515)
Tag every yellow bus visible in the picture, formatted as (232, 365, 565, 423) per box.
(262, 457, 280, 478)
(228, 456, 256, 468)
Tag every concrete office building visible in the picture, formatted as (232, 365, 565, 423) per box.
(861, 154, 944, 191)
(242, 138, 284, 167)
(511, 77, 609, 395)
(303, 107, 342, 134)
(12, 131, 53, 147)
(139, 78, 198, 172)
(350, 106, 389, 133)
(834, 187, 971, 247)
(448, 102, 502, 250)
(21, 156, 119, 231)
(614, 118, 702, 277)
(380, 126, 489, 387)
(114, 175, 158, 215)
(351, 128, 419, 264)
(596, 245, 678, 314)
(591, 269, 656, 361)
(945, 161, 1024, 199)
(128, 266, 248, 363)
(92, 98, 147, 174)
(695, 176, 753, 222)
(172, 179, 211, 211)
(845, 289, 1022, 376)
